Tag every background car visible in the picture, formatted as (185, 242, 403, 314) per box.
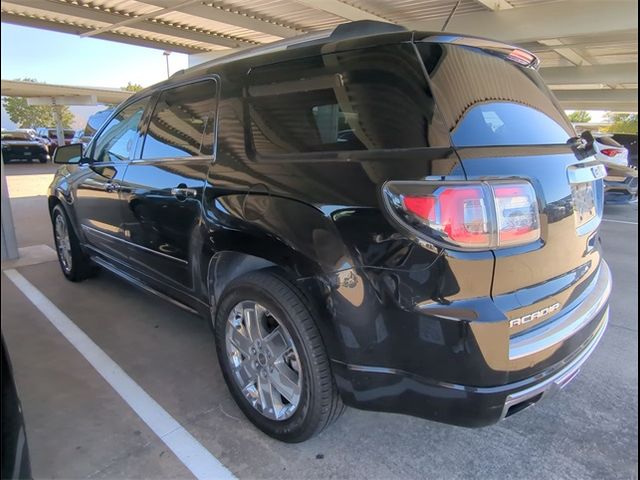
(593, 133, 629, 166)
(1, 130, 50, 163)
(611, 133, 638, 168)
(604, 163, 638, 204)
(36, 128, 76, 153)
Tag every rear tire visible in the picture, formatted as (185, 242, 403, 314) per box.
(51, 205, 96, 281)
(214, 270, 344, 442)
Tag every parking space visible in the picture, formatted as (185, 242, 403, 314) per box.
(0, 163, 637, 479)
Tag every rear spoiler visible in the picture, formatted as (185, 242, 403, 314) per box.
(415, 33, 540, 69)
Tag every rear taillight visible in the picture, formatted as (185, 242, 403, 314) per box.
(383, 181, 540, 250)
(600, 148, 623, 157)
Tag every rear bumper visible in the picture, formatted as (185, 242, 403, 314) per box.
(332, 274, 610, 427)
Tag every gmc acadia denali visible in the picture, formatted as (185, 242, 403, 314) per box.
(49, 22, 611, 442)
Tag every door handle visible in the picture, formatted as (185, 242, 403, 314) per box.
(105, 182, 120, 193)
(171, 187, 198, 200)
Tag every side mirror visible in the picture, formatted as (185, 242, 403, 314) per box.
(53, 143, 84, 164)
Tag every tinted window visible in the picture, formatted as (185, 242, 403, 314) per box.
(418, 43, 574, 147)
(142, 80, 216, 159)
(93, 99, 148, 163)
(452, 102, 570, 147)
(247, 44, 447, 155)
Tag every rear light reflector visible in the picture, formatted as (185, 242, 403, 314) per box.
(507, 49, 536, 66)
(600, 148, 623, 157)
(382, 180, 540, 250)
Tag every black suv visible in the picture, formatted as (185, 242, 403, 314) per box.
(49, 22, 611, 442)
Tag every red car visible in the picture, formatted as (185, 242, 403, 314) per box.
(37, 128, 76, 153)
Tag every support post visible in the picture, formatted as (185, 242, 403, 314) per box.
(52, 101, 65, 153)
(1, 153, 19, 260)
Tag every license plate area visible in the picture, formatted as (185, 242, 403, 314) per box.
(572, 182, 596, 228)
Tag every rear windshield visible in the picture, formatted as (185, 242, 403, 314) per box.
(417, 43, 574, 147)
(595, 135, 623, 147)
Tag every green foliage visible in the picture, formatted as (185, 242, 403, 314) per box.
(122, 82, 144, 93)
(567, 110, 592, 123)
(2, 78, 74, 128)
(605, 113, 638, 134)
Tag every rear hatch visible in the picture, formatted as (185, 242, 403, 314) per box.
(415, 39, 608, 381)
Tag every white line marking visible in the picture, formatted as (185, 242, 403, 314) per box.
(602, 218, 638, 225)
(4, 269, 236, 480)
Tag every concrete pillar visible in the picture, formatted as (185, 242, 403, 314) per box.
(1, 153, 19, 260)
(52, 102, 65, 153)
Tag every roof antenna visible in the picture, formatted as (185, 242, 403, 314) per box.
(441, 0, 462, 31)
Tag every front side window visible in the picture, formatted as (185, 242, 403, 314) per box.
(141, 80, 217, 159)
(92, 99, 148, 163)
(247, 44, 448, 156)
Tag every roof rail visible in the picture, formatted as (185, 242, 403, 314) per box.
(189, 20, 405, 73)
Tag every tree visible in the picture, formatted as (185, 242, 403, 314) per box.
(122, 82, 144, 93)
(605, 113, 638, 134)
(567, 110, 592, 123)
(2, 79, 74, 129)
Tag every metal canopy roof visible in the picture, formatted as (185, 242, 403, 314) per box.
(1, 0, 637, 111)
(0, 79, 133, 104)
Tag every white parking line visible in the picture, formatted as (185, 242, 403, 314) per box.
(4, 269, 236, 480)
(602, 218, 638, 225)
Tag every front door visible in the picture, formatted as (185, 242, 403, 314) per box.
(73, 98, 150, 265)
(119, 79, 217, 298)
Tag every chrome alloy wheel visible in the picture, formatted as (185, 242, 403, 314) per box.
(225, 301, 302, 421)
(54, 213, 72, 273)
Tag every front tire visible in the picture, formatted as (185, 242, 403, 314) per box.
(214, 270, 344, 442)
(51, 205, 96, 281)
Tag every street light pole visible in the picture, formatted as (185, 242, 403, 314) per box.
(163, 51, 171, 78)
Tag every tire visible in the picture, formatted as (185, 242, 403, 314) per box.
(39, 156, 48, 164)
(214, 270, 344, 442)
(51, 205, 96, 281)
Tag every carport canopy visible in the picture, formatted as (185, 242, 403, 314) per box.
(0, 79, 134, 178)
(1, 0, 637, 112)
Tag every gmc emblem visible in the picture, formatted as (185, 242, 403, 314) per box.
(510, 303, 561, 328)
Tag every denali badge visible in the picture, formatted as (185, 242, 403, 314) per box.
(510, 303, 561, 328)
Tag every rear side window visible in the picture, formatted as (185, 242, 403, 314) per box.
(142, 80, 216, 159)
(417, 43, 574, 147)
(247, 44, 448, 156)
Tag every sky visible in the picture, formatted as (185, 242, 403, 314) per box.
(1, 23, 189, 129)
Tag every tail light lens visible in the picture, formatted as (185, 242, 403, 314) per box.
(383, 181, 540, 250)
(600, 148, 623, 157)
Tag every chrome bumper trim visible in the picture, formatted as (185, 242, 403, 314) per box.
(509, 261, 611, 360)
(501, 307, 608, 420)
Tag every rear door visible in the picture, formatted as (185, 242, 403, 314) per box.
(119, 79, 218, 298)
(417, 41, 607, 379)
